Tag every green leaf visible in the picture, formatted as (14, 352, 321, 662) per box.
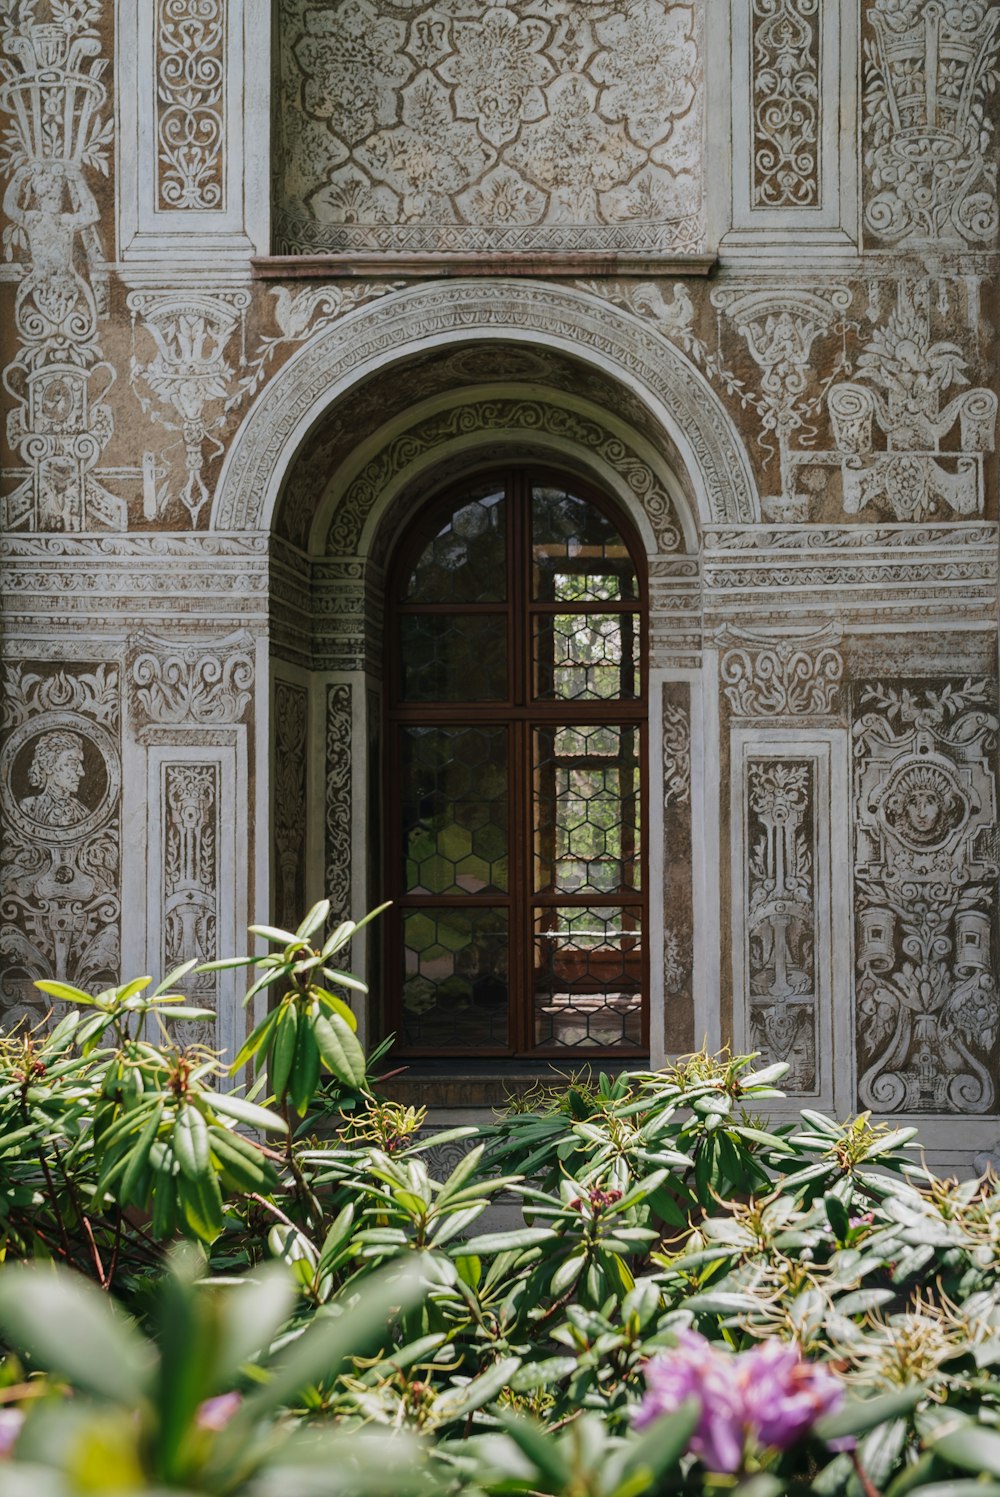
(248, 923, 300, 945)
(498, 1414, 572, 1488)
(313, 986, 360, 1026)
(173, 1103, 211, 1180)
(0, 1266, 153, 1403)
(33, 979, 95, 1005)
(432, 1356, 520, 1423)
(150, 959, 198, 997)
(461, 1227, 554, 1255)
(296, 900, 331, 941)
(230, 1004, 282, 1072)
(932, 1426, 1000, 1478)
(816, 1386, 924, 1443)
(177, 1167, 224, 1245)
(119, 1102, 164, 1205)
(610, 1398, 700, 1493)
(290, 1006, 321, 1115)
(210, 1091, 288, 1133)
(313, 1010, 367, 1090)
(236, 1258, 424, 1421)
(269, 1003, 298, 1101)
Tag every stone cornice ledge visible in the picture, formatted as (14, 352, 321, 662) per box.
(251, 252, 719, 280)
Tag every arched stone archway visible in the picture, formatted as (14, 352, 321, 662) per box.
(212, 279, 759, 535)
(259, 310, 727, 1067)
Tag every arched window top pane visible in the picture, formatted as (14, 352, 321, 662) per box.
(532, 485, 637, 604)
(404, 482, 506, 603)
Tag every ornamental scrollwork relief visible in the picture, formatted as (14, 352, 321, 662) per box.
(127, 631, 254, 729)
(0, 662, 121, 1027)
(155, 0, 226, 211)
(325, 684, 352, 930)
(0, 0, 123, 534)
(274, 0, 704, 255)
(863, 0, 1000, 247)
(662, 699, 691, 807)
(661, 682, 694, 1053)
(745, 759, 817, 1093)
(273, 680, 308, 933)
(853, 677, 1000, 1114)
(750, 0, 820, 209)
(162, 762, 219, 1047)
(327, 398, 683, 556)
(718, 625, 844, 719)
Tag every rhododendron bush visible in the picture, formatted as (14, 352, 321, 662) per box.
(0, 906, 999, 1495)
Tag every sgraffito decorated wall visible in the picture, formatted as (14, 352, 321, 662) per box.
(2, 0, 1000, 1162)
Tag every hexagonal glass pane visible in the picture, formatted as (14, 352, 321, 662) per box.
(532, 906, 643, 1050)
(402, 726, 508, 895)
(533, 612, 639, 700)
(406, 485, 506, 603)
(401, 614, 507, 701)
(402, 908, 509, 1049)
(532, 486, 637, 604)
(533, 726, 640, 895)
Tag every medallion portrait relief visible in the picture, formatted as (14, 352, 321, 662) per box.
(1, 713, 118, 847)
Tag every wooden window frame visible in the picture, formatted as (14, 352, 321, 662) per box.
(385, 466, 649, 1060)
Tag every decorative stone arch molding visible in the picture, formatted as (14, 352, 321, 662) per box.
(315, 386, 693, 561)
(211, 280, 760, 535)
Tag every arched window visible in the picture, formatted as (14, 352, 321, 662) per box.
(386, 469, 647, 1057)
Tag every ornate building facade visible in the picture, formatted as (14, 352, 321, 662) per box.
(1, 0, 999, 1163)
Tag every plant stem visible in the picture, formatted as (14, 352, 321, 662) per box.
(851, 1450, 882, 1497)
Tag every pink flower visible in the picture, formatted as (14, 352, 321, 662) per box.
(634, 1331, 843, 1475)
(196, 1392, 242, 1431)
(0, 1409, 24, 1460)
(741, 1340, 843, 1449)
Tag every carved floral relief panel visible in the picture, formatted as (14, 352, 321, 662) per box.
(155, 0, 227, 212)
(274, 0, 705, 254)
(0, 661, 121, 1028)
(862, 0, 1000, 248)
(750, 0, 820, 210)
(853, 677, 1000, 1114)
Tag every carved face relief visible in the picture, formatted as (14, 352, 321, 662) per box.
(876, 759, 969, 852)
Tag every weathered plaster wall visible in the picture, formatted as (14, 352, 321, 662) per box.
(2, 0, 1000, 1158)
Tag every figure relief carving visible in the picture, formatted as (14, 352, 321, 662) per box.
(707, 286, 853, 509)
(745, 760, 817, 1092)
(0, 663, 121, 1027)
(155, 0, 226, 211)
(325, 684, 352, 929)
(751, 0, 820, 208)
(274, 0, 704, 255)
(163, 762, 219, 1047)
(0, 0, 123, 534)
(718, 624, 844, 719)
(863, 0, 1000, 247)
(127, 290, 250, 526)
(853, 677, 1000, 1114)
(273, 681, 308, 932)
(127, 631, 255, 728)
(818, 281, 997, 522)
